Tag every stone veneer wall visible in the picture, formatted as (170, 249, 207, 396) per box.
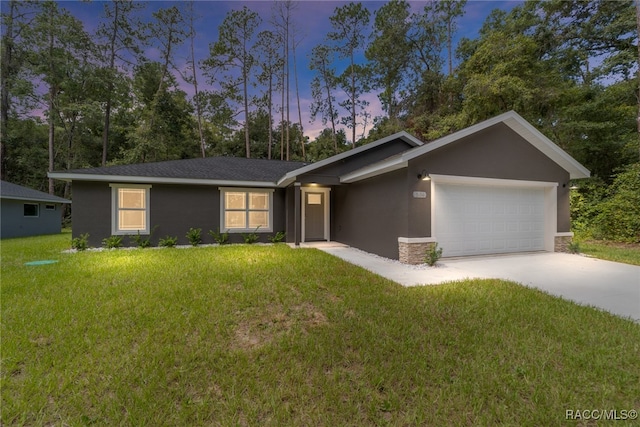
(399, 241, 437, 264)
(554, 235, 573, 252)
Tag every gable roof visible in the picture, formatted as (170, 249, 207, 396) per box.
(1, 180, 71, 203)
(277, 131, 423, 186)
(341, 111, 590, 183)
(49, 156, 308, 188)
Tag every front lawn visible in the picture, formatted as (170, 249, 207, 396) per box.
(2, 234, 639, 426)
(578, 240, 640, 266)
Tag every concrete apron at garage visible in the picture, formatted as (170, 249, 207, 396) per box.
(318, 247, 640, 322)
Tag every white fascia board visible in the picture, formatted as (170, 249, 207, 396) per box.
(400, 111, 590, 180)
(502, 115, 591, 179)
(1, 195, 71, 203)
(340, 158, 407, 183)
(47, 172, 277, 188)
(277, 131, 423, 187)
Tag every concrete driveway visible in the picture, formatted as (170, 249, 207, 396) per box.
(318, 246, 640, 322)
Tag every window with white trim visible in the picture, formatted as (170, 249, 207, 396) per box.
(110, 184, 151, 235)
(220, 188, 273, 232)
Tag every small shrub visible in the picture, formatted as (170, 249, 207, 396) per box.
(269, 231, 286, 243)
(158, 235, 178, 248)
(567, 241, 581, 254)
(208, 228, 229, 245)
(242, 227, 260, 244)
(102, 235, 123, 249)
(425, 243, 443, 266)
(71, 233, 89, 251)
(186, 228, 202, 246)
(130, 231, 152, 248)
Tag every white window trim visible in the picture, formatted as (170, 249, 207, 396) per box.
(23, 203, 39, 218)
(110, 184, 152, 235)
(219, 187, 274, 233)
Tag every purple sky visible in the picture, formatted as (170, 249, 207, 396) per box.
(53, 1, 522, 139)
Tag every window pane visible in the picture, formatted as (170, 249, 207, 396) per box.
(249, 211, 268, 229)
(307, 193, 322, 205)
(119, 188, 145, 209)
(119, 210, 146, 230)
(249, 192, 268, 210)
(24, 204, 39, 217)
(226, 192, 246, 209)
(225, 211, 246, 229)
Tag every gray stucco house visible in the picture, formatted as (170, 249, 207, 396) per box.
(1, 180, 71, 239)
(49, 111, 590, 263)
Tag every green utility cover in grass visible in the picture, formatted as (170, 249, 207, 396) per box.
(24, 260, 58, 266)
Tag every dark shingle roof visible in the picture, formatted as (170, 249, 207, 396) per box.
(1, 180, 71, 203)
(60, 156, 308, 183)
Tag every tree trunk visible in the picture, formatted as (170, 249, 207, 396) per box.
(292, 36, 305, 161)
(0, 1, 16, 180)
(47, 16, 55, 195)
(636, 0, 640, 160)
(189, 2, 206, 158)
(102, 1, 119, 166)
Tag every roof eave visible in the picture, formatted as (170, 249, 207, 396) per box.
(1, 195, 71, 203)
(278, 131, 423, 185)
(47, 172, 278, 188)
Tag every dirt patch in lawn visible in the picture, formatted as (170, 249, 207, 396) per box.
(232, 303, 327, 351)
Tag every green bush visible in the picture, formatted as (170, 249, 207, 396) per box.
(102, 235, 123, 249)
(158, 236, 178, 248)
(208, 228, 229, 245)
(592, 163, 640, 242)
(130, 231, 152, 248)
(570, 177, 607, 236)
(186, 228, 202, 246)
(425, 243, 443, 266)
(269, 231, 286, 244)
(242, 227, 260, 244)
(71, 233, 89, 251)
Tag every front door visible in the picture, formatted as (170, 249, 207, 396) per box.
(304, 191, 326, 241)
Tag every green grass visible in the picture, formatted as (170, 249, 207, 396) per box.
(577, 240, 640, 266)
(2, 233, 640, 426)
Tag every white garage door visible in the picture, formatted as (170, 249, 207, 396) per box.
(434, 183, 546, 257)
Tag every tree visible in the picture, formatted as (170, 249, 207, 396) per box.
(203, 6, 261, 158)
(327, 2, 371, 148)
(124, 61, 198, 163)
(366, 0, 412, 124)
(182, 1, 206, 158)
(1, 0, 37, 180)
(96, 0, 145, 166)
(24, 1, 94, 194)
(309, 44, 339, 153)
(255, 30, 282, 160)
(271, 1, 296, 160)
(436, 0, 467, 76)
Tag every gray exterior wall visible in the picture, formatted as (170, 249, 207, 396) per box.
(72, 181, 286, 247)
(333, 169, 409, 259)
(1, 199, 64, 239)
(407, 123, 571, 234)
(331, 122, 572, 260)
(296, 139, 414, 184)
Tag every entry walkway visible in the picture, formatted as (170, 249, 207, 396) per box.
(312, 245, 640, 322)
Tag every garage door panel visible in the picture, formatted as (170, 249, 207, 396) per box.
(435, 183, 546, 257)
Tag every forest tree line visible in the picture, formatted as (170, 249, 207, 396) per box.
(1, 0, 638, 215)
